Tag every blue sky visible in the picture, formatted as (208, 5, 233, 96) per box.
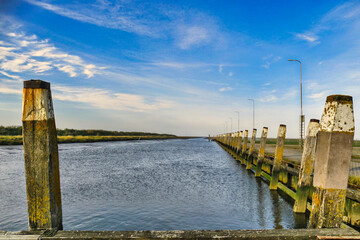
(1, 0, 360, 137)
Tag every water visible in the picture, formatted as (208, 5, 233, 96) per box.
(0, 138, 308, 231)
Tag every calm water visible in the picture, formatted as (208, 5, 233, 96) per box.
(0, 138, 308, 231)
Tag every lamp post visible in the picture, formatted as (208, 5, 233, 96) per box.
(234, 111, 240, 131)
(229, 117, 233, 132)
(248, 99, 255, 130)
(288, 59, 304, 148)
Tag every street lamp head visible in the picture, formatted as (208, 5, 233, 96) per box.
(288, 59, 301, 63)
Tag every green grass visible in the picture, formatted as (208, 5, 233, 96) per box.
(255, 138, 360, 147)
(348, 176, 360, 186)
(0, 135, 178, 145)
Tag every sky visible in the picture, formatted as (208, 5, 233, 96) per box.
(1, 0, 360, 137)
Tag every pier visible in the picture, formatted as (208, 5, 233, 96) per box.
(1, 80, 360, 239)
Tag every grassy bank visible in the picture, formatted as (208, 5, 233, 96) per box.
(255, 138, 360, 147)
(0, 135, 179, 145)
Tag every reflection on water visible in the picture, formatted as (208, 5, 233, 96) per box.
(0, 138, 308, 231)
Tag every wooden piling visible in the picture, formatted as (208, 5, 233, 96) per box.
(309, 95, 355, 228)
(241, 130, 248, 165)
(246, 128, 257, 170)
(22, 80, 63, 231)
(269, 124, 286, 190)
(235, 131, 243, 160)
(255, 127, 268, 177)
(293, 119, 320, 213)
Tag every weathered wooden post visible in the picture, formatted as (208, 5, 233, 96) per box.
(241, 130, 248, 165)
(231, 132, 236, 150)
(246, 128, 257, 170)
(293, 119, 320, 213)
(236, 131, 243, 161)
(22, 80, 63, 230)
(269, 124, 286, 190)
(255, 127, 268, 177)
(309, 95, 354, 228)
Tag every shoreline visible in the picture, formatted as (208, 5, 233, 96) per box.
(0, 135, 196, 145)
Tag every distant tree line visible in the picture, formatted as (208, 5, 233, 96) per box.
(0, 126, 176, 137)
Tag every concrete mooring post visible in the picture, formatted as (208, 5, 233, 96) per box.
(255, 127, 268, 177)
(309, 95, 355, 228)
(246, 128, 257, 170)
(269, 124, 286, 190)
(22, 80, 63, 231)
(241, 130, 248, 165)
(293, 119, 320, 213)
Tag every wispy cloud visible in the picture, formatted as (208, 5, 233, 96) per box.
(261, 55, 281, 69)
(149, 62, 216, 69)
(219, 86, 233, 92)
(228, 71, 233, 77)
(294, 1, 360, 45)
(0, 16, 103, 78)
(295, 33, 319, 43)
(53, 85, 174, 112)
(218, 64, 223, 73)
(25, 0, 223, 50)
(24, 0, 158, 37)
(259, 88, 297, 103)
(308, 91, 329, 99)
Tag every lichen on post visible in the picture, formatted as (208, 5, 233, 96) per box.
(235, 131, 243, 161)
(309, 95, 355, 228)
(293, 119, 320, 213)
(22, 80, 63, 230)
(241, 130, 248, 165)
(269, 124, 286, 190)
(255, 127, 268, 177)
(246, 128, 257, 170)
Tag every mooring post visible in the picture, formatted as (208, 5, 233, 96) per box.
(255, 127, 268, 177)
(231, 132, 236, 150)
(269, 124, 286, 190)
(236, 131, 243, 160)
(246, 128, 257, 170)
(309, 95, 354, 228)
(241, 130, 248, 164)
(22, 80, 63, 231)
(293, 119, 320, 213)
(226, 133, 231, 147)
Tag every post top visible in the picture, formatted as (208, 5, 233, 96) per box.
(253, 128, 257, 131)
(310, 119, 320, 123)
(326, 95, 352, 104)
(263, 127, 268, 129)
(280, 124, 286, 127)
(24, 80, 50, 89)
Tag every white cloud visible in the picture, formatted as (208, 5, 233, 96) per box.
(295, 33, 319, 43)
(259, 88, 297, 103)
(0, 19, 103, 78)
(25, 0, 222, 50)
(308, 91, 329, 99)
(150, 62, 215, 69)
(177, 26, 209, 49)
(228, 71, 233, 77)
(218, 64, 223, 73)
(219, 86, 233, 92)
(261, 56, 281, 69)
(52, 85, 174, 112)
(0, 71, 22, 81)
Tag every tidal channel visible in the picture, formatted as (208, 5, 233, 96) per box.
(0, 138, 308, 231)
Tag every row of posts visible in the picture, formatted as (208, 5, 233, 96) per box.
(214, 94, 355, 228)
(18, 80, 356, 230)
